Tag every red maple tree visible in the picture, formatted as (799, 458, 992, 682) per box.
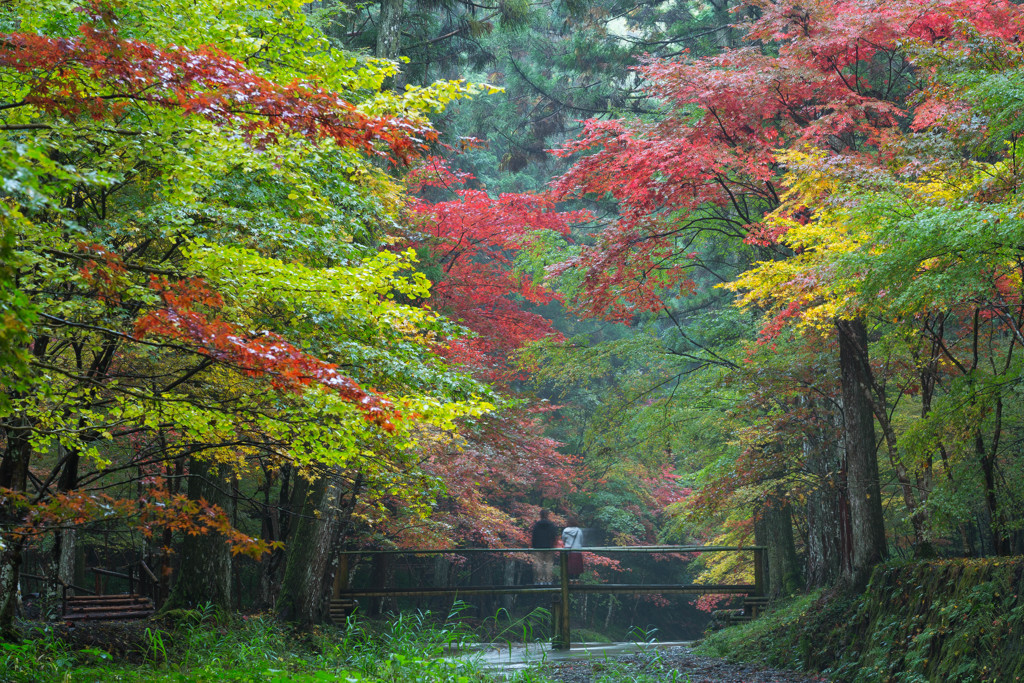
(549, 0, 1024, 319)
(410, 158, 591, 382)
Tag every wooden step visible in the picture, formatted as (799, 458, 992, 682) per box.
(67, 602, 151, 614)
(63, 608, 154, 621)
(63, 594, 154, 621)
(67, 595, 150, 601)
(328, 599, 357, 624)
(67, 597, 150, 606)
(709, 608, 754, 628)
(66, 593, 147, 600)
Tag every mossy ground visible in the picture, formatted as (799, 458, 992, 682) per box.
(696, 558, 1024, 682)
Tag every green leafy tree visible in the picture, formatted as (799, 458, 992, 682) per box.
(0, 0, 492, 633)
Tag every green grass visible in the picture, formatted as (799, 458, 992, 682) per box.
(0, 606, 702, 682)
(571, 627, 614, 643)
(1, 604, 557, 682)
(696, 589, 830, 670)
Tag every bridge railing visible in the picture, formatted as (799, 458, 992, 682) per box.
(333, 545, 767, 649)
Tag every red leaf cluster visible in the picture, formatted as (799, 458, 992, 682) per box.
(0, 23, 431, 159)
(0, 484, 274, 559)
(75, 241, 129, 304)
(135, 276, 395, 430)
(412, 164, 591, 380)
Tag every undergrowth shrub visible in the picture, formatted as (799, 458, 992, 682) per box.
(0, 627, 112, 683)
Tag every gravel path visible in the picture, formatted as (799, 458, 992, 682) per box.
(538, 645, 826, 682)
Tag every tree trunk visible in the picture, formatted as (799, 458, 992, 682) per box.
(57, 529, 76, 589)
(836, 318, 887, 588)
(709, 0, 738, 48)
(257, 465, 292, 610)
(874, 407, 928, 552)
(53, 441, 82, 597)
(158, 456, 184, 606)
(367, 552, 397, 615)
(162, 458, 234, 612)
(0, 409, 34, 639)
(803, 407, 844, 587)
(502, 558, 517, 613)
(276, 472, 344, 625)
(376, 0, 403, 89)
(375, 0, 405, 89)
(376, 0, 404, 60)
(755, 496, 801, 597)
(0, 540, 24, 641)
(320, 472, 362, 614)
(976, 430, 1010, 555)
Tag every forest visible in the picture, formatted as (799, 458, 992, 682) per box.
(2, 0, 1024, 680)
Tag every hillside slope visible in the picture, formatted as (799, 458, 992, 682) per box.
(698, 559, 1024, 682)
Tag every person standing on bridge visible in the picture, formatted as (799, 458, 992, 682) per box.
(530, 509, 558, 584)
(561, 517, 584, 581)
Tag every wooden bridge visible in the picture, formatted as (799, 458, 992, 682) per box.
(331, 545, 767, 649)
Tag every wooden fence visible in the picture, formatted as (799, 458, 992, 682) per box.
(333, 545, 767, 649)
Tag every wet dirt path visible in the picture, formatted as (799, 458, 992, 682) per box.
(468, 641, 825, 682)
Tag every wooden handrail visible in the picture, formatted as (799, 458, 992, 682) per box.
(336, 545, 766, 555)
(337, 582, 759, 598)
(90, 567, 131, 580)
(20, 572, 96, 595)
(139, 560, 159, 584)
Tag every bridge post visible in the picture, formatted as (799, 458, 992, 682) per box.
(753, 547, 766, 597)
(552, 550, 571, 650)
(333, 554, 349, 599)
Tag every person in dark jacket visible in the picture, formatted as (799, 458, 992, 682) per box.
(530, 509, 558, 584)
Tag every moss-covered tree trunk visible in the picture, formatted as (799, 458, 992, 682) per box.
(0, 540, 24, 641)
(755, 495, 801, 597)
(837, 318, 887, 588)
(976, 427, 1011, 556)
(709, 0, 739, 48)
(276, 472, 343, 625)
(162, 458, 233, 612)
(318, 472, 362, 614)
